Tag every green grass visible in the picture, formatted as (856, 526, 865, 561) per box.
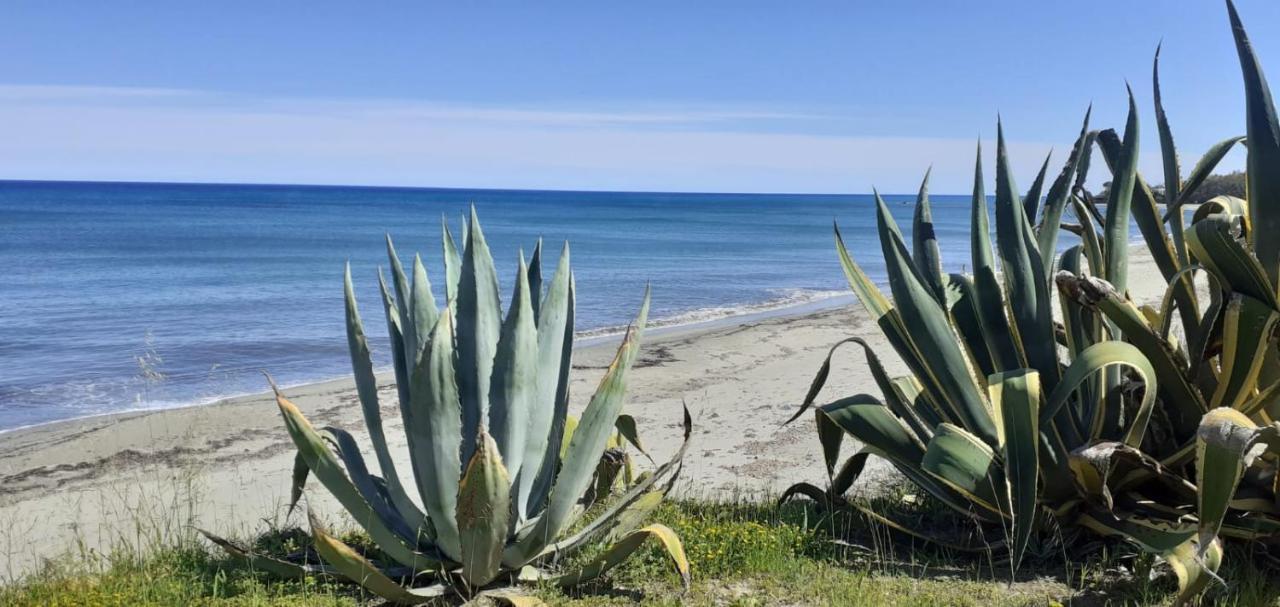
(3, 491, 1278, 606)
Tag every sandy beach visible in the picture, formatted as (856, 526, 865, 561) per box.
(0, 246, 1174, 581)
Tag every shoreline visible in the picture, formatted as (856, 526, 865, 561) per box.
(0, 244, 1169, 581)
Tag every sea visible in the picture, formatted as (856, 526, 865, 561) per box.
(0, 180, 1116, 432)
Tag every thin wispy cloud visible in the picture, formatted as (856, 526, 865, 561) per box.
(0, 84, 1175, 193)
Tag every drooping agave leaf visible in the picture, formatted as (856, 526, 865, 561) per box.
(1067, 441, 1195, 512)
(815, 395, 924, 476)
(551, 524, 690, 591)
(877, 193, 997, 443)
(1196, 407, 1280, 552)
(457, 429, 511, 587)
(1165, 537, 1224, 606)
(533, 289, 649, 544)
(520, 244, 574, 520)
(1037, 108, 1091, 270)
(968, 144, 1021, 373)
(989, 369, 1041, 572)
(613, 414, 649, 459)
(1041, 341, 1157, 448)
(407, 309, 464, 561)
(490, 254, 539, 485)
(995, 122, 1058, 389)
(270, 386, 439, 569)
(309, 514, 448, 604)
(1102, 87, 1140, 295)
(287, 451, 308, 515)
(200, 529, 338, 580)
(1153, 43, 1186, 265)
(1023, 151, 1051, 227)
(1211, 294, 1280, 409)
(457, 208, 504, 468)
(920, 423, 1004, 515)
(1227, 0, 1280, 285)
(344, 265, 425, 531)
(910, 168, 947, 303)
(830, 451, 871, 497)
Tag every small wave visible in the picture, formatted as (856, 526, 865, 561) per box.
(576, 288, 851, 339)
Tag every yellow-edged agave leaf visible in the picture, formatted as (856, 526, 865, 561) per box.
(967, 145, 1021, 374)
(920, 423, 1004, 515)
(1228, 0, 1280, 286)
(1100, 89, 1140, 295)
(1041, 341, 1157, 448)
(1067, 442, 1195, 512)
(457, 428, 511, 587)
(1186, 213, 1276, 308)
(552, 524, 690, 591)
(994, 123, 1058, 390)
(1078, 511, 1196, 554)
(910, 169, 947, 303)
(407, 308, 463, 560)
(817, 395, 924, 473)
(271, 387, 439, 570)
(1153, 42, 1185, 265)
(309, 514, 447, 604)
(947, 273, 998, 380)
(1195, 407, 1280, 552)
(876, 192, 997, 444)
(989, 369, 1041, 571)
(1165, 137, 1246, 220)
(1210, 294, 1280, 409)
(1165, 537, 1224, 607)
(490, 254, 539, 485)
(457, 208, 503, 468)
(1036, 108, 1091, 271)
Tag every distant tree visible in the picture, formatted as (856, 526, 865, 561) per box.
(1092, 171, 1244, 206)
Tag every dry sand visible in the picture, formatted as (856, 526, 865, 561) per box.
(0, 247, 1173, 580)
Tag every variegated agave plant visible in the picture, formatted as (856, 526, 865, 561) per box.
(203, 210, 691, 603)
(783, 2, 1280, 603)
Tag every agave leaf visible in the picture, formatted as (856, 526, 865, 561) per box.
(408, 255, 439, 366)
(877, 192, 997, 443)
(920, 423, 1004, 516)
(309, 514, 448, 604)
(271, 387, 439, 570)
(817, 395, 924, 474)
(1153, 43, 1187, 265)
(320, 426, 423, 545)
(1228, 0, 1280, 285)
(995, 122, 1058, 389)
(1067, 441, 1195, 513)
(1023, 151, 1052, 226)
(534, 289, 649, 544)
(377, 270, 413, 419)
(613, 414, 649, 460)
(989, 369, 1041, 571)
(457, 429, 511, 587)
(1037, 107, 1091, 269)
(457, 208, 504, 468)
(969, 144, 1021, 373)
(1170, 136, 1246, 215)
(527, 239, 544, 320)
(947, 273, 997, 380)
(199, 529, 337, 580)
(1211, 294, 1280, 409)
(1077, 510, 1196, 554)
(551, 524, 690, 591)
(1070, 196, 1105, 280)
(407, 309, 464, 560)
(1186, 213, 1277, 308)
(1102, 88, 1140, 295)
(521, 245, 575, 520)
(1195, 407, 1280, 552)
(288, 451, 308, 516)
(1041, 341, 1157, 448)
(910, 168, 947, 303)
(831, 451, 872, 497)
(491, 254, 539, 484)
(442, 218, 462, 317)
(344, 265, 426, 531)
(385, 235, 413, 340)
(1165, 536, 1224, 606)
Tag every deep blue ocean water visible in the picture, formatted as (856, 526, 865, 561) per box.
(0, 180, 1105, 431)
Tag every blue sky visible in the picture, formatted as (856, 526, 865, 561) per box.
(1, 1, 1277, 193)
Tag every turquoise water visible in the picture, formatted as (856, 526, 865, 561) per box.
(0, 180, 1091, 431)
